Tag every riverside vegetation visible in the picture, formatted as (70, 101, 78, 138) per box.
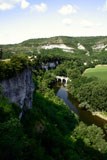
(1, 36, 107, 159)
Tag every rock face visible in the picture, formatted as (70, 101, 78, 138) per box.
(0, 68, 34, 110)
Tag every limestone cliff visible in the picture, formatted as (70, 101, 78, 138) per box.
(0, 68, 34, 110)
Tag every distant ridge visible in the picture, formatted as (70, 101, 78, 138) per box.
(1, 36, 107, 58)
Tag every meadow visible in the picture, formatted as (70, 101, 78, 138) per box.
(83, 65, 107, 81)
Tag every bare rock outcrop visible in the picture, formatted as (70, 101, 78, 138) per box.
(0, 68, 34, 110)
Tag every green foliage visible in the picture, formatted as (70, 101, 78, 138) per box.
(0, 55, 30, 80)
(72, 122, 107, 153)
(79, 102, 90, 110)
(0, 117, 33, 160)
(27, 68, 107, 159)
(0, 95, 21, 122)
(75, 80, 107, 111)
(21, 88, 107, 160)
(1, 37, 107, 159)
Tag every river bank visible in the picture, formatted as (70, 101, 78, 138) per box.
(56, 85, 107, 129)
(67, 89, 107, 124)
(92, 112, 107, 121)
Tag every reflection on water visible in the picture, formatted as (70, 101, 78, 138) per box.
(57, 87, 79, 114)
(56, 85, 107, 129)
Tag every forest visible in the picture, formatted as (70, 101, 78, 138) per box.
(1, 36, 107, 159)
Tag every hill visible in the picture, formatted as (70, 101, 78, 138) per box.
(1, 36, 107, 58)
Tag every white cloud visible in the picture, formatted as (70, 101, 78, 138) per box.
(58, 4, 77, 15)
(0, 2, 14, 10)
(21, 0, 30, 9)
(62, 18, 72, 25)
(31, 3, 47, 13)
(0, 0, 30, 10)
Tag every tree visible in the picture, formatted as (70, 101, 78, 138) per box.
(79, 102, 90, 110)
(72, 122, 107, 154)
(0, 118, 28, 160)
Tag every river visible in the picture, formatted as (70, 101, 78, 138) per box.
(56, 85, 107, 129)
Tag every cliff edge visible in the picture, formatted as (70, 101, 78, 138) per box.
(0, 68, 34, 110)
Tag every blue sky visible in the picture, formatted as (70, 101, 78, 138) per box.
(0, 0, 107, 44)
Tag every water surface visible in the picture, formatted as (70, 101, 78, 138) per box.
(56, 86, 107, 129)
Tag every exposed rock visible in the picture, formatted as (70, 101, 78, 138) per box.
(85, 51, 90, 56)
(84, 62, 87, 66)
(41, 61, 59, 71)
(41, 44, 74, 52)
(92, 43, 107, 51)
(0, 68, 34, 110)
(77, 43, 85, 50)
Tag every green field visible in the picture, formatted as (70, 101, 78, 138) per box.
(83, 65, 107, 81)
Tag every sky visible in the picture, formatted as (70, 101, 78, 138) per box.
(0, 0, 107, 44)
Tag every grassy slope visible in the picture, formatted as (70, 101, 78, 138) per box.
(84, 65, 107, 81)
